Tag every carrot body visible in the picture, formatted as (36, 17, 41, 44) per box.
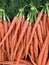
(47, 17, 49, 27)
(37, 31, 49, 65)
(34, 31, 38, 62)
(13, 20, 29, 60)
(0, 16, 17, 46)
(11, 16, 22, 60)
(25, 12, 42, 57)
(0, 23, 4, 61)
(37, 24, 43, 47)
(3, 20, 10, 60)
(42, 13, 47, 40)
(42, 45, 48, 65)
(30, 43, 34, 61)
(46, 59, 49, 65)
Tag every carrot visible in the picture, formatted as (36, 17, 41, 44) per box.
(39, 20, 44, 41)
(25, 12, 42, 57)
(0, 18, 2, 23)
(0, 60, 32, 65)
(34, 31, 38, 62)
(29, 42, 34, 61)
(13, 43, 24, 65)
(42, 13, 47, 40)
(25, 24, 32, 57)
(28, 53, 36, 65)
(41, 44, 48, 65)
(37, 24, 43, 47)
(13, 19, 29, 60)
(0, 23, 4, 61)
(47, 17, 49, 28)
(11, 16, 22, 60)
(46, 59, 49, 65)
(0, 16, 18, 46)
(3, 20, 10, 60)
(37, 31, 49, 65)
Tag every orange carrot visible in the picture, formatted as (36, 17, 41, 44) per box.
(47, 17, 49, 28)
(42, 44, 48, 65)
(25, 12, 43, 57)
(13, 43, 24, 65)
(46, 59, 49, 65)
(0, 23, 4, 61)
(13, 20, 29, 60)
(29, 43, 34, 61)
(42, 13, 47, 40)
(37, 31, 49, 65)
(34, 31, 38, 62)
(37, 24, 43, 47)
(28, 53, 36, 65)
(11, 16, 22, 60)
(0, 16, 18, 46)
(3, 20, 10, 60)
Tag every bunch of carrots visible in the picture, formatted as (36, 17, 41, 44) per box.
(0, 3, 49, 65)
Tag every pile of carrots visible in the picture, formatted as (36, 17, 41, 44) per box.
(0, 4, 49, 65)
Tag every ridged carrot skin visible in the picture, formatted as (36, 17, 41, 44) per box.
(25, 12, 43, 57)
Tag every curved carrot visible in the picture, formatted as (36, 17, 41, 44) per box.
(0, 16, 18, 46)
(42, 44, 48, 65)
(25, 12, 43, 57)
(37, 24, 43, 47)
(37, 31, 49, 65)
(34, 31, 38, 62)
(13, 20, 29, 60)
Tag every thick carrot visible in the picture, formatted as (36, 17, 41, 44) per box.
(13, 20, 29, 60)
(46, 59, 49, 65)
(3, 20, 10, 60)
(41, 44, 48, 65)
(0, 16, 18, 46)
(37, 31, 49, 65)
(34, 31, 38, 62)
(25, 12, 43, 57)
(37, 24, 43, 47)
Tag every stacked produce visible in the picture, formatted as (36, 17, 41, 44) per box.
(0, 3, 49, 65)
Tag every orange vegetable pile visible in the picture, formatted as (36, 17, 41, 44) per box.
(0, 11, 49, 65)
